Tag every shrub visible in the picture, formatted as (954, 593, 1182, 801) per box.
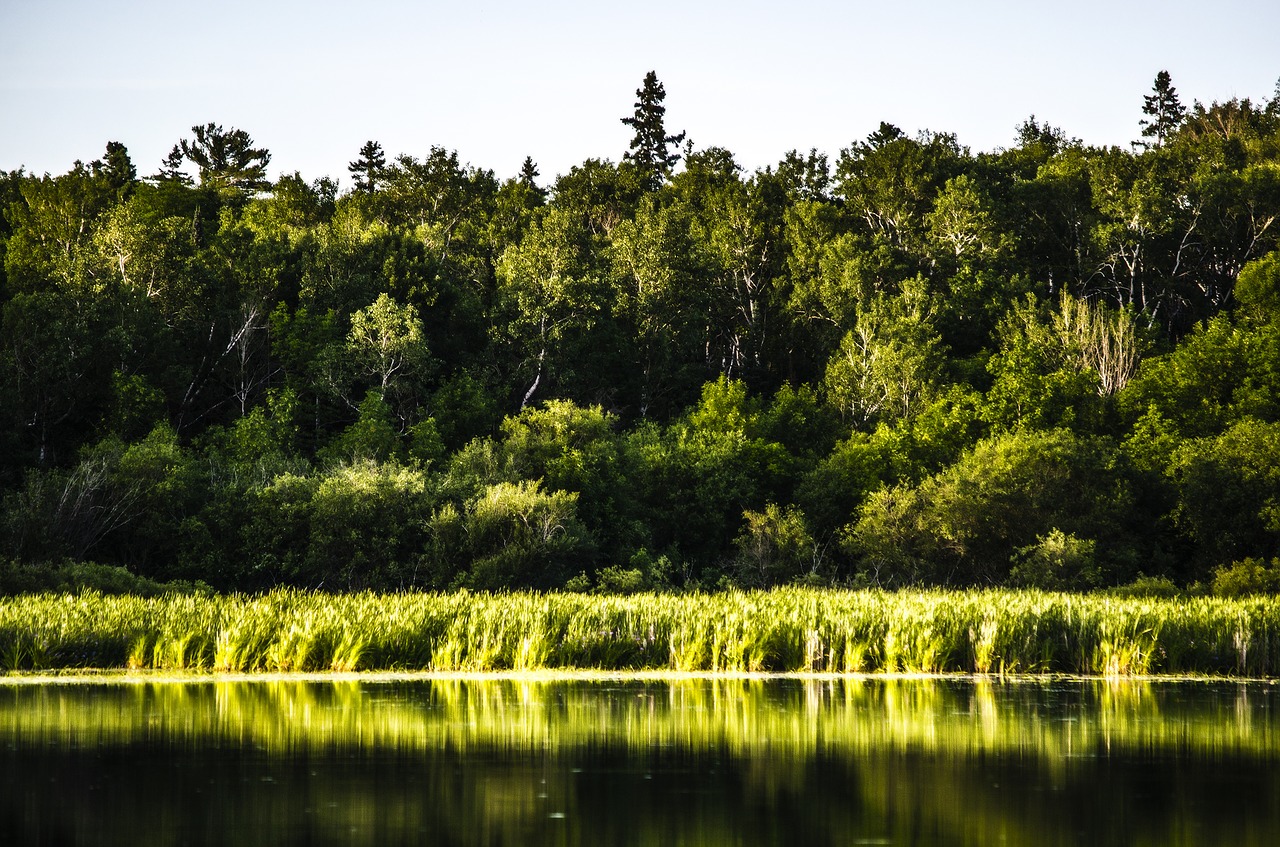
(1212, 557, 1280, 597)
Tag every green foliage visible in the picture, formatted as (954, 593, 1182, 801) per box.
(3, 77, 1280, 594)
(462, 480, 592, 590)
(1009, 529, 1099, 590)
(0, 559, 188, 597)
(847, 429, 1137, 586)
(1167, 418, 1280, 569)
(1107, 574, 1182, 598)
(319, 390, 403, 465)
(1120, 315, 1280, 437)
(1236, 250, 1280, 320)
(983, 294, 1104, 431)
(245, 461, 437, 591)
(795, 432, 895, 542)
(625, 378, 796, 580)
(731, 504, 823, 588)
(823, 277, 945, 427)
(1212, 557, 1280, 597)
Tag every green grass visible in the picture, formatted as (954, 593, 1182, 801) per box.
(1, 587, 1277, 676)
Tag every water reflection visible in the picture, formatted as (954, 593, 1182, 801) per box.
(1, 677, 1277, 845)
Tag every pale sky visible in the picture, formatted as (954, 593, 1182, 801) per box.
(2, 0, 1277, 190)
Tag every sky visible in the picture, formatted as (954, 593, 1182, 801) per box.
(2, 0, 1278, 190)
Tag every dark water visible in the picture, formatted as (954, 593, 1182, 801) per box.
(1, 676, 1277, 846)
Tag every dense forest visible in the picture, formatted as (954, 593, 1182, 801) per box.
(2, 71, 1279, 595)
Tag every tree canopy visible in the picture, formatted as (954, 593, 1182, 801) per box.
(2, 73, 1280, 596)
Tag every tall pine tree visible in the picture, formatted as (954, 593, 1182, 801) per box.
(349, 140, 387, 193)
(179, 123, 272, 192)
(621, 71, 686, 190)
(1139, 70, 1186, 148)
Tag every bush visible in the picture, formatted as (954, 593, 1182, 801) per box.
(1211, 557, 1280, 597)
(731, 504, 823, 588)
(847, 429, 1138, 586)
(1105, 574, 1182, 598)
(0, 558, 195, 597)
(1009, 529, 1098, 590)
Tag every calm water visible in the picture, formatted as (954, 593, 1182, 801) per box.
(1, 676, 1277, 846)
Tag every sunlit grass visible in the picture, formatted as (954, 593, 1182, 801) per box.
(0, 587, 1277, 676)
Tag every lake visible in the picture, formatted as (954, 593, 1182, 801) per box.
(1, 676, 1277, 845)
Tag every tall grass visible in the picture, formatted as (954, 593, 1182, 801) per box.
(0, 587, 1277, 676)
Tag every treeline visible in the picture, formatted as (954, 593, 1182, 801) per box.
(1, 72, 1279, 594)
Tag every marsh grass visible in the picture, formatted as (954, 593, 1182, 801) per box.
(1, 587, 1278, 676)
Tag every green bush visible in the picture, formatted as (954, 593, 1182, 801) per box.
(1212, 557, 1280, 597)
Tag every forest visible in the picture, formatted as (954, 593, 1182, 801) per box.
(1, 71, 1278, 597)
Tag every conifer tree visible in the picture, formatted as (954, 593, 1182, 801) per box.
(179, 123, 272, 192)
(621, 71, 686, 189)
(92, 141, 136, 197)
(1139, 70, 1186, 148)
(348, 140, 387, 193)
(154, 144, 192, 184)
(519, 155, 546, 201)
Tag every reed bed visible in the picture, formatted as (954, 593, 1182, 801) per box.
(0, 588, 1277, 676)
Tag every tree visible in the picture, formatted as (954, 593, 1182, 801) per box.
(1167, 418, 1280, 571)
(983, 294, 1107, 432)
(3, 164, 117, 292)
(518, 156, 546, 200)
(550, 158, 645, 235)
(1014, 115, 1076, 155)
(835, 127, 963, 255)
(609, 198, 713, 415)
(457, 480, 592, 589)
(494, 208, 606, 407)
(731, 504, 823, 587)
(153, 144, 192, 185)
(348, 140, 386, 193)
(769, 148, 830, 202)
(620, 71, 686, 189)
(847, 429, 1137, 587)
(823, 277, 945, 428)
(344, 293, 430, 402)
(92, 141, 136, 199)
(179, 123, 272, 192)
(378, 148, 497, 262)
(1139, 70, 1186, 148)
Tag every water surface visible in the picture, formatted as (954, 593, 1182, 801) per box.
(1, 677, 1276, 845)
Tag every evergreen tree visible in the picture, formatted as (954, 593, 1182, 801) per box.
(519, 156, 541, 189)
(92, 141, 136, 198)
(1139, 70, 1186, 148)
(153, 144, 192, 185)
(179, 123, 272, 192)
(865, 121, 906, 149)
(348, 140, 386, 193)
(620, 71, 686, 189)
(518, 155, 547, 202)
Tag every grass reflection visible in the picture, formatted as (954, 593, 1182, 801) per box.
(1, 677, 1276, 761)
(3, 678, 1278, 847)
